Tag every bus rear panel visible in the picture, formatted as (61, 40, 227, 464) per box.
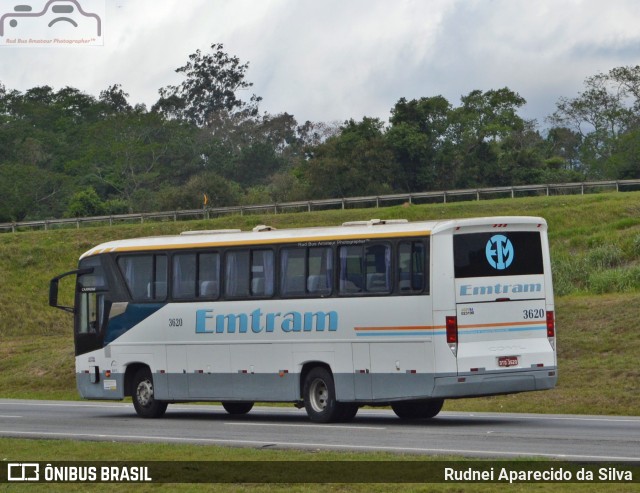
(431, 219, 556, 399)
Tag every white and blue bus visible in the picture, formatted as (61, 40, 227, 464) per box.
(50, 217, 557, 422)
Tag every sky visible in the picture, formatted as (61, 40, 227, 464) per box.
(1, 0, 639, 129)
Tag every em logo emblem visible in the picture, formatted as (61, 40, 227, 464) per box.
(485, 234, 514, 270)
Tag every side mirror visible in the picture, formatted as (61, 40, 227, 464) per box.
(49, 268, 93, 313)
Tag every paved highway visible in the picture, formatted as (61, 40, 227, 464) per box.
(0, 399, 638, 461)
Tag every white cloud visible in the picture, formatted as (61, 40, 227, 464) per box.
(1, 0, 638, 127)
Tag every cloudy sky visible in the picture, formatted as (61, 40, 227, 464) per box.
(1, 0, 639, 129)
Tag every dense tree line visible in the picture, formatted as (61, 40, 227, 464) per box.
(0, 43, 638, 222)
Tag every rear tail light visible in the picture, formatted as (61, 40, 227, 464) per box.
(546, 311, 556, 350)
(446, 316, 458, 356)
(546, 311, 555, 338)
(446, 316, 458, 343)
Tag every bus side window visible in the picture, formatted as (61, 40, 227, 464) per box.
(339, 246, 363, 293)
(225, 249, 274, 299)
(151, 255, 167, 299)
(280, 248, 306, 296)
(117, 254, 167, 301)
(225, 250, 250, 298)
(198, 253, 220, 299)
(398, 241, 428, 294)
(251, 250, 274, 297)
(281, 247, 333, 297)
(308, 247, 332, 296)
(173, 253, 197, 299)
(339, 244, 390, 295)
(365, 244, 390, 292)
(172, 252, 220, 300)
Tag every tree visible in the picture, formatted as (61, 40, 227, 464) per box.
(544, 127, 583, 175)
(296, 120, 341, 148)
(497, 121, 547, 185)
(0, 162, 63, 221)
(387, 96, 452, 191)
(305, 117, 397, 198)
(448, 88, 527, 187)
(155, 43, 261, 127)
(193, 112, 311, 189)
(606, 65, 640, 123)
(548, 66, 640, 178)
(385, 89, 530, 191)
(99, 84, 133, 114)
(229, 142, 284, 188)
(606, 128, 640, 179)
(267, 171, 309, 203)
(79, 110, 201, 211)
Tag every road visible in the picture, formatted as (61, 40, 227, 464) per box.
(0, 399, 638, 461)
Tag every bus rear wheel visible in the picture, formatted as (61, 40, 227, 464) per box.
(222, 402, 254, 415)
(303, 367, 342, 423)
(391, 399, 444, 420)
(336, 403, 359, 422)
(132, 368, 168, 419)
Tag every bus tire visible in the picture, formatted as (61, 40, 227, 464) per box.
(132, 368, 168, 419)
(336, 403, 359, 422)
(222, 402, 254, 415)
(391, 398, 444, 420)
(303, 367, 340, 423)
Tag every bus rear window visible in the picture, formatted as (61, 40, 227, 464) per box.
(454, 232, 543, 278)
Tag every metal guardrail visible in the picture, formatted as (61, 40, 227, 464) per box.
(2, 179, 639, 233)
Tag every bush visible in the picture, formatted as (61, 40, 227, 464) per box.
(552, 244, 629, 296)
(65, 188, 106, 218)
(552, 254, 589, 296)
(104, 198, 129, 215)
(633, 234, 640, 257)
(588, 266, 640, 294)
(158, 173, 243, 211)
(586, 245, 625, 270)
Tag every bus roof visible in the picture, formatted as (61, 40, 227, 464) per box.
(79, 216, 547, 259)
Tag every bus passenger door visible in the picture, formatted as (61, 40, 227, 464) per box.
(75, 291, 106, 356)
(71, 258, 110, 357)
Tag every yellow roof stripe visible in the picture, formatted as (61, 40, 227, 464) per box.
(96, 230, 431, 255)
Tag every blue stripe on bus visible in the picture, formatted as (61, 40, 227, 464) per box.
(105, 303, 165, 344)
(356, 331, 436, 337)
(460, 325, 546, 335)
(355, 325, 546, 337)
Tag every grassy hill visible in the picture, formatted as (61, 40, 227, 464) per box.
(1, 191, 639, 415)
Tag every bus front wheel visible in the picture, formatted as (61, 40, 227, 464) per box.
(391, 399, 444, 420)
(132, 368, 168, 419)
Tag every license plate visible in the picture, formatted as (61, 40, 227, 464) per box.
(498, 356, 519, 367)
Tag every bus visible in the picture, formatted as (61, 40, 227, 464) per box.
(49, 216, 557, 423)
